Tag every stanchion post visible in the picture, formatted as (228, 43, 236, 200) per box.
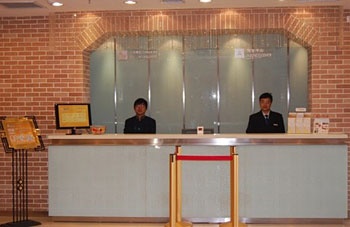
(165, 146, 192, 227)
(175, 146, 182, 223)
(166, 145, 241, 227)
(167, 153, 177, 227)
(220, 146, 247, 227)
(232, 146, 239, 227)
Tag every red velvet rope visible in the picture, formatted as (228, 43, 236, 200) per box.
(176, 155, 232, 161)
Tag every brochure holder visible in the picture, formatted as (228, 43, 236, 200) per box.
(0, 116, 45, 227)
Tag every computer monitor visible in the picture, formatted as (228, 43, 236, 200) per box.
(54, 103, 92, 135)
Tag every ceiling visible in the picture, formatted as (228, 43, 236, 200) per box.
(0, 0, 349, 17)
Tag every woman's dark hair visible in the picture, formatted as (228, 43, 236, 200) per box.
(259, 92, 273, 102)
(134, 98, 148, 109)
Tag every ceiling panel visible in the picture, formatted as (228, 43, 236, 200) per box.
(0, 0, 349, 17)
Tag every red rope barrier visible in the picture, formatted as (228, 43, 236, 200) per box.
(176, 155, 232, 161)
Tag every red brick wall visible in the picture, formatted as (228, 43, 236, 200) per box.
(0, 6, 349, 214)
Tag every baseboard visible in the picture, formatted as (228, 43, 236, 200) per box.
(241, 218, 346, 224)
(0, 211, 48, 217)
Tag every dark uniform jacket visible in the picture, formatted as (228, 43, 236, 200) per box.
(124, 116, 156, 134)
(246, 110, 285, 133)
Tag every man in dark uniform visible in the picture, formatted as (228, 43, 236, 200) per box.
(246, 92, 285, 133)
(124, 98, 156, 134)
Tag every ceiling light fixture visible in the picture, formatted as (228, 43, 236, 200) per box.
(48, 0, 63, 6)
(199, 0, 212, 3)
(124, 0, 137, 4)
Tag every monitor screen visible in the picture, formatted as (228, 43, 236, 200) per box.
(55, 103, 92, 135)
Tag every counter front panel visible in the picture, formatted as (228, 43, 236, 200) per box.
(48, 134, 348, 223)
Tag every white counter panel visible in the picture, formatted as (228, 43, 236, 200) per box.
(49, 143, 347, 220)
(49, 146, 173, 217)
(237, 145, 348, 218)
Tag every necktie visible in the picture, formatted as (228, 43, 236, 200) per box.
(264, 115, 269, 125)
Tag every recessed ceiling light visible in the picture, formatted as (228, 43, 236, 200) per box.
(199, 0, 212, 2)
(48, 0, 63, 7)
(52, 2, 63, 6)
(124, 0, 137, 4)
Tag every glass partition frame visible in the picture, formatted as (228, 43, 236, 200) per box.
(90, 33, 308, 134)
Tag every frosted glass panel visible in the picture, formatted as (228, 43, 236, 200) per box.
(150, 36, 183, 133)
(115, 37, 149, 133)
(252, 34, 288, 127)
(289, 40, 308, 111)
(184, 47, 218, 130)
(90, 39, 115, 133)
(219, 35, 253, 133)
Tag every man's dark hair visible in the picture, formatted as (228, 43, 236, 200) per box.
(259, 92, 273, 102)
(134, 98, 148, 109)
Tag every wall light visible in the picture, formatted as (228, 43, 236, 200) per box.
(199, 0, 212, 2)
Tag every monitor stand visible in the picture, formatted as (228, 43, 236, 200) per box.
(66, 128, 82, 135)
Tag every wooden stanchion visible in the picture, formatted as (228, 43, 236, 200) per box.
(165, 146, 192, 227)
(168, 153, 177, 227)
(220, 146, 247, 227)
(165, 146, 246, 227)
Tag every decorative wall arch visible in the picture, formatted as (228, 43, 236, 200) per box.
(76, 10, 318, 53)
(78, 9, 317, 121)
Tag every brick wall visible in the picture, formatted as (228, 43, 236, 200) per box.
(0, 6, 349, 214)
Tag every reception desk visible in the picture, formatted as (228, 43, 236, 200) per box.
(48, 133, 348, 223)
